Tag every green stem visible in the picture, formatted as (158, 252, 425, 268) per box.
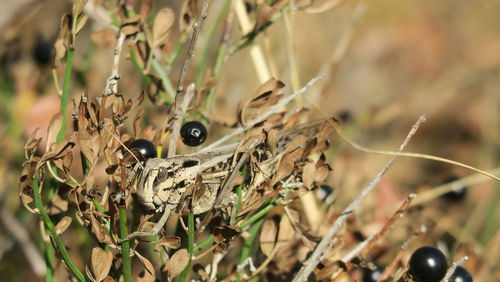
(56, 48, 74, 144)
(193, 200, 278, 254)
(119, 207, 132, 282)
(32, 179, 86, 282)
(236, 217, 265, 282)
(239, 201, 276, 230)
(151, 59, 176, 100)
(179, 213, 195, 282)
(44, 243, 55, 282)
(193, 234, 214, 254)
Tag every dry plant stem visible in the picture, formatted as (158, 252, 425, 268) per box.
(442, 256, 469, 282)
(234, 0, 271, 83)
(411, 167, 500, 206)
(360, 194, 415, 256)
(175, 0, 212, 97)
(329, 119, 500, 182)
(292, 115, 426, 282)
(167, 83, 196, 157)
(104, 32, 126, 96)
(0, 205, 46, 276)
(340, 193, 415, 277)
(201, 73, 326, 151)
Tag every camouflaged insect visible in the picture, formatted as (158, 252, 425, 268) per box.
(135, 120, 330, 215)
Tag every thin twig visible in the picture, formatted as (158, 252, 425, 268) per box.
(104, 32, 126, 96)
(341, 194, 415, 263)
(167, 83, 196, 157)
(442, 256, 469, 281)
(201, 73, 325, 152)
(292, 115, 426, 282)
(411, 167, 500, 206)
(175, 0, 212, 97)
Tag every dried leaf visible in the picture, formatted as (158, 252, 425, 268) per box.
(45, 113, 63, 152)
(90, 247, 113, 282)
(120, 16, 141, 39)
(91, 29, 117, 48)
(72, 0, 88, 18)
(86, 211, 111, 244)
(136, 251, 156, 282)
(74, 14, 89, 36)
(239, 78, 285, 125)
(53, 14, 71, 67)
(151, 8, 175, 48)
(276, 213, 294, 250)
(37, 133, 77, 170)
(24, 128, 41, 157)
(259, 219, 277, 257)
(165, 248, 190, 279)
(156, 236, 181, 249)
(55, 216, 72, 235)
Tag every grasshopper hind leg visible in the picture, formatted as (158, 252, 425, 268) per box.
(118, 206, 172, 242)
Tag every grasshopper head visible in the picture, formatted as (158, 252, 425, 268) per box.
(136, 157, 201, 211)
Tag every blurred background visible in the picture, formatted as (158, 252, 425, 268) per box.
(0, 0, 498, 280)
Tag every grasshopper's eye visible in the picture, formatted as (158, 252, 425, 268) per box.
(156, 168, 170, 183)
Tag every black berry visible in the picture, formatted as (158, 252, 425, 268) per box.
(449, 266, 473, 282)
(362, 264, 384, 282)
(442, 175, 468, 201)
(33, 40, 53, 66)
(180, 121, 207, 146)
(408, 246, 448, 282)
(129, 139, 157, 159)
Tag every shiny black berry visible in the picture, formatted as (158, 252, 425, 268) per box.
(180, 121, 207, 146)
(449, 266, 473, 282)
(130, 139, 157, 159)
(362, 264, 384, 282)
(408, 246, 448, 282)
(442, 175, 468, 201)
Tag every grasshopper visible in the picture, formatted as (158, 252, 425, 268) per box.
(120, 120, 332, 241)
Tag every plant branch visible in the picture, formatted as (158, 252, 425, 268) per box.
(175, 0, 212, 97)
(292, 115, 426, 282)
